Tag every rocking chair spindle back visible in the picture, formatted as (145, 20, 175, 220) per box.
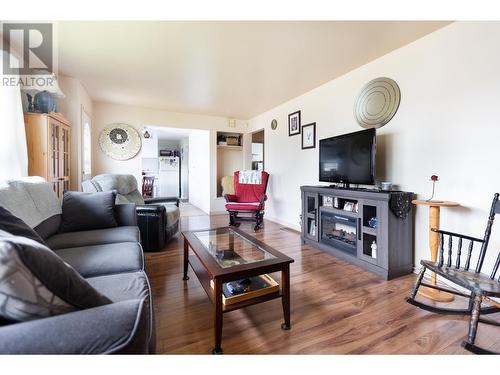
(406, 192, 500, 354)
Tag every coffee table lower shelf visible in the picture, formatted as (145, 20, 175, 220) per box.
(188, 254, 283, 313)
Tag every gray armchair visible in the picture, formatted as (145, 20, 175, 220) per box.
(82, 174, 180, 251)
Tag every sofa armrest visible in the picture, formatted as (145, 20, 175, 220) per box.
(136, 205, 166, 252)
(115, 203, 137, 226)
(224, 194, 237, 202)
(136, 204, 166, 215)
(0, 299, 150, 354)
(144, 196, 179, 207)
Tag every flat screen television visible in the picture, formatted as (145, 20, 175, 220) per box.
(319, 129, 376, 185)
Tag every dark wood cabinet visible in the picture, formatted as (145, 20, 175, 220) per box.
(301, 186, 413, 280)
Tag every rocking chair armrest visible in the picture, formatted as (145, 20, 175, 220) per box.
(224, 194, 237, 202)
(431, 228, 485, 243)
(259, 194, 268, 204)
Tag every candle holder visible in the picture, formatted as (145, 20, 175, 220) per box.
(426, 175, 439, 202)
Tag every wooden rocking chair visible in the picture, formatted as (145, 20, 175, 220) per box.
(406, 193, 500, 354)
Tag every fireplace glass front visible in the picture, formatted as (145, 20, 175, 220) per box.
(320, 211, 357, 255)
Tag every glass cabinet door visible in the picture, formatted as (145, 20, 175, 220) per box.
(61, 125, 70, 196)
(61, 125, 70, 179)
(358, 199, 382, 266)
(303, 192, 319, 242)
(49, 120, 70, 199)
(50, 121, 60, 197)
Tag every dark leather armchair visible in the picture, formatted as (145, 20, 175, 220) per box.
(82, 174, 180, 251)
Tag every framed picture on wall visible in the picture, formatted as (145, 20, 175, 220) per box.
(288, 111, 301, 136)
(301, 122, 316, 149)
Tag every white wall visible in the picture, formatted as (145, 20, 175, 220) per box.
(158, 139, 180, 150)
(57, 75, 93, 190)
(0, 51, 27, 179)
(188, 130, 210, 213)
(179, 137, 189, 200)
(92, 102, 247, 212)
(141, 130, 158, 158)
(248, 22, 500, 272)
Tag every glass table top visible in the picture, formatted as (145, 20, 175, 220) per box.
(193, 228, 276, 268)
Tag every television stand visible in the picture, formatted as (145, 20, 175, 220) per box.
(301, 185, 414, 280)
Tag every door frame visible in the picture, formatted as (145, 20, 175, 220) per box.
(250, 128, 265, 171)
(80, 105, 92, 187)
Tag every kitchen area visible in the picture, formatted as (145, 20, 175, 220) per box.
(141, 126, 189, 200)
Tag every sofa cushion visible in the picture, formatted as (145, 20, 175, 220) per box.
(0, 206, 47, 245)
(55, 242, 144, 278)
(0, 231, 111, 322)
(46, 226, 140, 250)
(233, 170, 269, 203)
(59, 191, 117, 233)
(86, 272, 150, 304)
(86, 271, 153, 349)
(33, 214, 62, 240)
(225, 202, 262, 211)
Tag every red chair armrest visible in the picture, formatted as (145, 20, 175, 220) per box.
(224, 194, 237, 202)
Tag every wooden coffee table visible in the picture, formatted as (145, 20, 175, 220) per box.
(182, 227, 294, 354)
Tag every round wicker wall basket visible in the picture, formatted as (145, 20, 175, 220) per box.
(99, 123, 142, 160)
(354, 77, 401, 129)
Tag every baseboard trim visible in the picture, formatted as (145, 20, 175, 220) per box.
(207, 211, 301, 232)
(209, 211, 228, 215)
(279, 226, 301, 234)
(263, 215, 301, 232)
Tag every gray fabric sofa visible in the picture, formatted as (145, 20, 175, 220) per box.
(82, 174, 180, 251)
(0, 177, 155, 354)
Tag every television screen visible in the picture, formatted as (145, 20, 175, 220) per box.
(319, 129, 376, 185)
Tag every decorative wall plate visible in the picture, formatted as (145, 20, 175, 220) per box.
(354, 77, 401, 129)
(271, 119, 278, 130)
(99, 123, 141, 160)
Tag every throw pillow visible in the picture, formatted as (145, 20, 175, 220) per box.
(59, 191, 118, 233)
(0, 206, 47, 246)
(0, 231, 112, 321)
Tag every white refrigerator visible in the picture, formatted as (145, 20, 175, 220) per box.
(158, 156, 180, 197)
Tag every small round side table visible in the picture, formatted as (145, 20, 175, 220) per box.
(412, 199, 460, 302)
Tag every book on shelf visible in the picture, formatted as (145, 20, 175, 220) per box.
(210, 274, 279, 306)
(323, 196, 333, 207)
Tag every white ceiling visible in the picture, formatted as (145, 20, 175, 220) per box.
(57, 21, 450, 119)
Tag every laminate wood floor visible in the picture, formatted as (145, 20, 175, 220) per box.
(145, 214, 500, 354)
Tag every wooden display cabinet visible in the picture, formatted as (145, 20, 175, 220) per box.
(24, 112, 71, 199)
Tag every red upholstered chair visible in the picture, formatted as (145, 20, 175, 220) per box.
(224, 171, 269, 231)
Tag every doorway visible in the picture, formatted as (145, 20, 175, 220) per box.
(141, 126, 189, 200)
(251, 129, 264, 171)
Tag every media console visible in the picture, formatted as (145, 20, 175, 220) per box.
(301, 185, 414, 280)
